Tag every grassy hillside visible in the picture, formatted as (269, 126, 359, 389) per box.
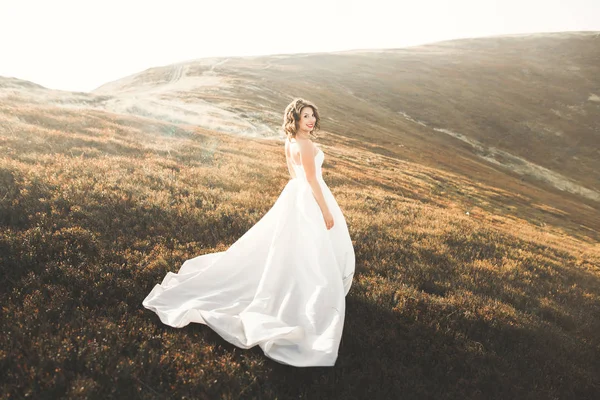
(1, 96, 599, 399)
(93, 32, 600, 202)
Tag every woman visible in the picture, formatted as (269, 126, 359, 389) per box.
(142, 98, 355, 367)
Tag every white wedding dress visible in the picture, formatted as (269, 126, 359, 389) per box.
(142, 143, 355, 367)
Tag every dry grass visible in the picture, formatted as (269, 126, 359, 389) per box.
(1, 102, 599, 399)
(60, 32, 600, 244)
(91, 32, 600, 198)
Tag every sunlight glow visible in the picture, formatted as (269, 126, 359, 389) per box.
(1, 0, 598, 92)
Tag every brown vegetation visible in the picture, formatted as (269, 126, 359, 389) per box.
(1, 96, 599, 399)
(94, 32, 600, 202)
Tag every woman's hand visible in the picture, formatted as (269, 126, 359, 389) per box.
(323, 210, 335, 230)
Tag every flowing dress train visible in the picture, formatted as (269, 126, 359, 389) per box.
(142, 145, 355, 366)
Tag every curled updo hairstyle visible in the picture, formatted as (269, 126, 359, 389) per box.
(282, 98, 321, 141)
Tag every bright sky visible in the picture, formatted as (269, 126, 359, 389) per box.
(1, 0, 599, 92)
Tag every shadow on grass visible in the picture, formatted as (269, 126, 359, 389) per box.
(2, 210, 600, 399)
(152, 285, 599, 400)
(2, 173, 599, 398)
(1, 122, 599, 398)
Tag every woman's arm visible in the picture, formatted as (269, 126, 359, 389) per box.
(297, 140, 330, 215)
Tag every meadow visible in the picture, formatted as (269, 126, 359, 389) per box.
(1, 102, 599, 399)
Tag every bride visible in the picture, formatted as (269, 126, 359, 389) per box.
(142, 98, 355, 367)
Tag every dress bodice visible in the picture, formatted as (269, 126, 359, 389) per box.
(292, 148, 325, 182)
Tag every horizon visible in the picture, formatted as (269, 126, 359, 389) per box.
(1, 0, 600, 92)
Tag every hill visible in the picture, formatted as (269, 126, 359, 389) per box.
(0, 32, 599, 399)
(92, 32, 600, 206)
(10, 32, 600, 239)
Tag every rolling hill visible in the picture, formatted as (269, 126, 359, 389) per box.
(1, 32, 599, 399)
(92, 32, 600, 203)
(4, 32, 599, 239)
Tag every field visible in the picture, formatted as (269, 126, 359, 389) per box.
(1, 100, 599, 399)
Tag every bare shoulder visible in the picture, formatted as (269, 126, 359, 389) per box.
(295, 138, 317, 156)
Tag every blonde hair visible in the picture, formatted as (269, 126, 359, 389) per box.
(282, 98, 321, 141)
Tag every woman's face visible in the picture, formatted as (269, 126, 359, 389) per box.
(298, 106, 316, 133)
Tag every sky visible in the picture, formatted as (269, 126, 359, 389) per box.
(1, 0, 599, 92)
